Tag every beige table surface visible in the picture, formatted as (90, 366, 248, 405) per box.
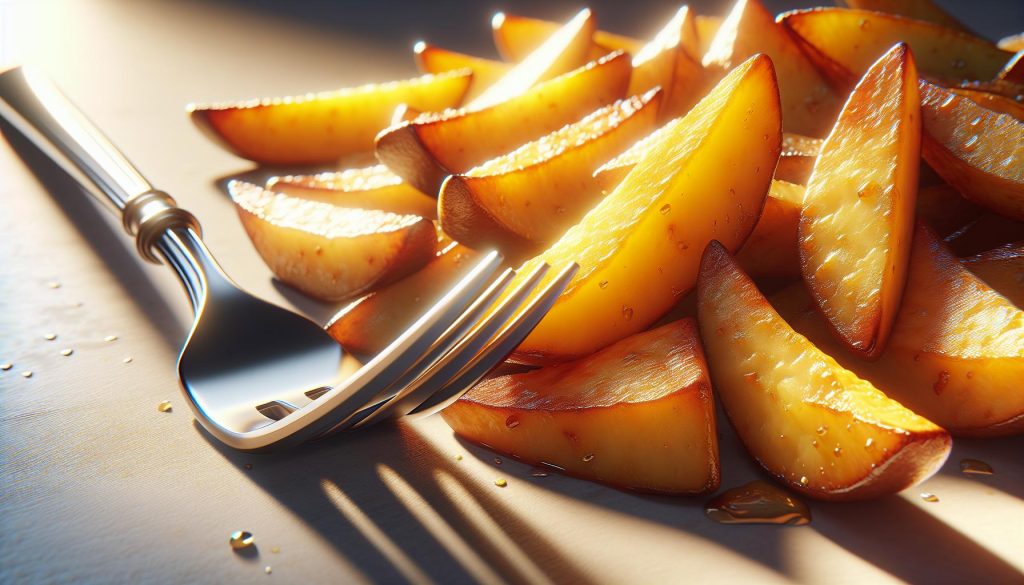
(1, 1, 1022, 583)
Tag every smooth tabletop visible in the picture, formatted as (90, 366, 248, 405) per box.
(1, 1, 1023, 583)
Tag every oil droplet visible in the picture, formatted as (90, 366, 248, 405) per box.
(969, 115, 983, 126)
(505, 415, 520, 429)
(60, 349, 73, 357)
(939, 94, 956, 109)
(816, 425, 828, 436)
(960, 459, 994, 475)
(705, 481, 811, 525)
(229, 531, 255, 550)
(920, 492, 939, 503)
(858, 18, 870, 29)
(530, 468, 549, 478)
(494, 457, 503, 465)
(834, 446, 842, 457)
(22, 371, 33, 378)
(1, 363, 11, 371)
(799, 476, 808, 486)
(621, 305, 634, 321)
(265, 566, 272, 574)
(582, 454, 594, 462)
(494, 478, 507, 488)
(454, 454, 463, 461)
(43, 333, 57, 341)
(660, 203, 671, 214)
(743, 372, 759, 384)
(157, 401, 173, 413)
(47, 281, 61, 289)
(271, 547, 280, 554)
(811, 440, 819, 447)
(123, 357, 133, 364)
(104, 335, 118, 342)
(962, 135, 979, 152)
(598, 280, 609, 289)
(865, 438, 874, 448)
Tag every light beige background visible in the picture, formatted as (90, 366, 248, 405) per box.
(0, 1, 1022, 583)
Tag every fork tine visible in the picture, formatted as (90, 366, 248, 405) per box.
(351, 262, 578, 429)
(345, 261, 555, 430)
(295, 250, 505, 438)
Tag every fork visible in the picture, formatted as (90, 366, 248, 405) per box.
(0, 66, 576, 451)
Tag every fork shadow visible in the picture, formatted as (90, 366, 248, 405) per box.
(197, 420, 592, 584)
(0, 119, 187, 350)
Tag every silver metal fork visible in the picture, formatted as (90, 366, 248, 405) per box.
(0, 66, 576, 451)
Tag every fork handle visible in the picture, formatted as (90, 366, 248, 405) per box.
(0, 66, 201, 263)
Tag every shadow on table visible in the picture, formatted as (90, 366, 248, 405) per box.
(937, 434, 1024, 501)
(0, 119, 187, 351)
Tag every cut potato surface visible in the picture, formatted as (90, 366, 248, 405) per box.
(230, 181, 436, 301)
(376, 52, 631, 195)
(190, 70, 471, 165)
(800, 44, 920, 357)
(267, 165, 437, 219)
(775, 225, 1024, 437)
(697, 241, 951, 500)
(962, 242, 1024, 309)
(414, 42, 510, 102)
(627, 6, 707, 120)
(703, 0, 841, 137)
(504, 54, 780, 363)
(780, 8, 1013, 88)
(491, 11, 643, 62)
(327, 243, 479, 356)
(443, 319, 720, 494)
(919, 80, 1024, 221)
(439, 90, 661, 253)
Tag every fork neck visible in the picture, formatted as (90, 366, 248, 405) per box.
(156, 227, 229, 317)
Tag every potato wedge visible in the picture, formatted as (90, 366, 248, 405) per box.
(504, 55, 780, 364)
(800, 44, 920, 357)
(267, 165, 437, 219)
(491, 11, 643, 62)
(326, 243, 479, 356)
(230, 181, 436, 301)
(471, 8, 596, 110)
(775, 225, 1024, 437)
(628, 6, 707, 120)
(840, 0, 971, 33)
(703, 0, 842, 137)
(950, 87, 1024, 120)
(442, 318, 719, 494)
(376, 52, 631, 195)
(189, 70, 471, 166)
(736, 180, 805, 278)
(695, 15, 723, 59)
(1000, 33, 1024, 52)
(998, 51, 1024, 83)
(414, 41, 510, 102)
(962, 242, 1024, 308)
(780, 8, 1013, 88)
(439, 90, 661, 254)
(697, 241, 951, 500)
(919, 80, 1024, 220)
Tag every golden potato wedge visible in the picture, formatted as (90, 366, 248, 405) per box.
(944, 212, 1024, 257)
(229, 181, 436, 301)
(800, 44, 920, 357)
(776, 133, 821, 184)
(326, 243, 479, 356)
(439, 90, 661, 255)
(950, 87, 1024, 120)
(703, 0, 842, 137)
(491, 11, 643, 62)
(628, 6, 707, 120)
(962, 242, 1024, 308)
(697, 241, 951, 500)
(1000, 33, 1024, 52)
(189, 70, 471, 166)
(266, 165, 437, 219)
(471, 8, 596, 109)
(376, 52, 631, 194)
(840, 0, 971, 33)
(780, 8, 1014, 88)
(736, 180, 805, 278)
(919, 80, 1024, 220)
(413, 41, 510, 102)
(775, 225, 1024, 437)
(442, 318, 719, 495)
(504, 55, 780, 364)
(695, 15, 723, 58)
